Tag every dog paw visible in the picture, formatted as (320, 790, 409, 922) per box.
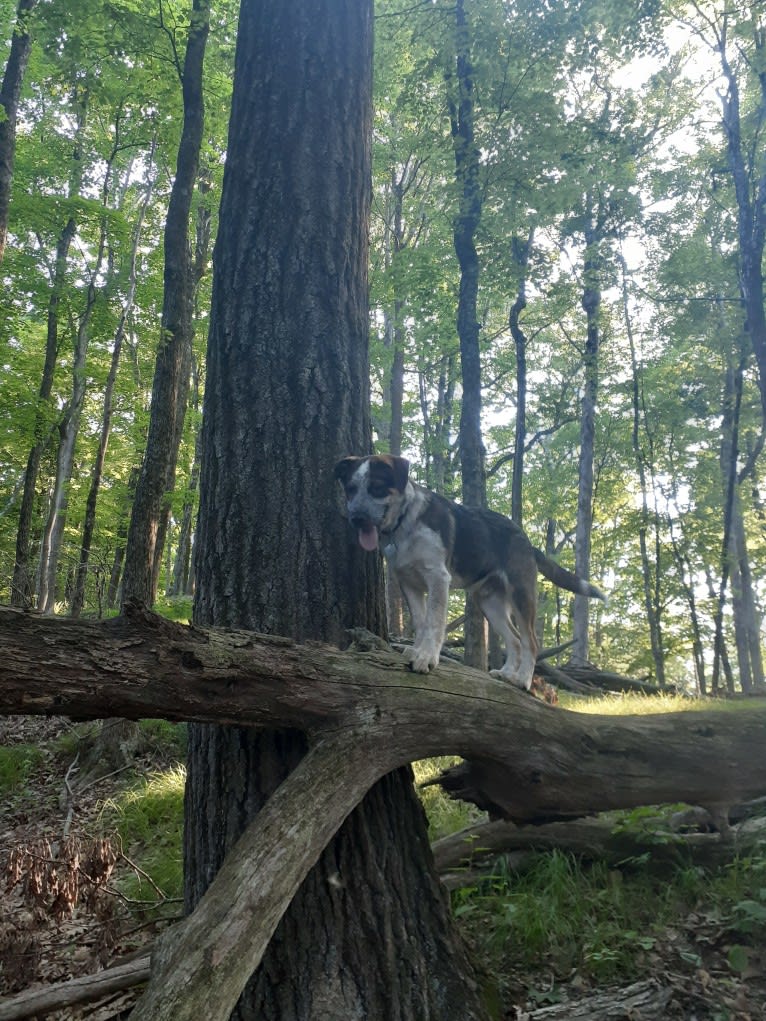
(490, 669, 532, 692)
(403, 646, 439, 673)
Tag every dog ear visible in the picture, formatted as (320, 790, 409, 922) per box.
(387, 455, 410, 492)
(334, 456, 361, 485)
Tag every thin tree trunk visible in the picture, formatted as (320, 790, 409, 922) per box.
(70, 144, 157, 617)
(449, 0, 486, 671)
(121, 0, 209, 607)
(105, 466, 139, 610)
(571, 202, 601, 666)
(0, 0, 38, 262)
(167, 168, 213, 599)
(509, 231, 533, 527)
(621, 252, 666, 685)
(667, 513, 707, 694)
(39, 143, 114, 612)
(10, 87, 86, 607)
(717, 20, 766, 425)
(719, 347, 764, 692)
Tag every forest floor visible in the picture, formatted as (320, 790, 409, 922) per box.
(0, 715, 764, 1020)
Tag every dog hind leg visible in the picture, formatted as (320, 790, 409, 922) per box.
(477, 575, 536, 691)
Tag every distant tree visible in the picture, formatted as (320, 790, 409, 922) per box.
(448, 0, 488, 670)
(0, 0, 37, 263)
(70, 143, 159, 617)
(121, 0, 210, 607)
(10, 84, 85, 607)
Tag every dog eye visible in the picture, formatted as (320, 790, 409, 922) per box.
(345, 484, 357, 497)
(369, 482, 388, 497)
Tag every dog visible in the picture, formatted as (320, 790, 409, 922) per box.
(335, 454, 606, 690)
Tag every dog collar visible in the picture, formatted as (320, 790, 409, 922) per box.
(381, 504, 408, 540)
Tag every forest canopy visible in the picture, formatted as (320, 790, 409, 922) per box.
(0, 0, 764, 694)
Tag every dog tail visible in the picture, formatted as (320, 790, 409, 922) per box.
(534, 549, 607, 602)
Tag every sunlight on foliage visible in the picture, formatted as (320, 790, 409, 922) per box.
(558, 691, 754, 716)
(100, 765, 186, 905)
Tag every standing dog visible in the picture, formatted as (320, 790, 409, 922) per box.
(335, 454, 606, 690)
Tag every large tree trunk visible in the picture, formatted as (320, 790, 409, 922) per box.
(0, 0, 38, 263)
(186, 1, 487, 1018)
(120, 0, 209, 607)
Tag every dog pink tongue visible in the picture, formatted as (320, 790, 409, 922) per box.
(358, 524, 379, 552)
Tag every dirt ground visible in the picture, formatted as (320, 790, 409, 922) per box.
(1, 716, 764, 1020)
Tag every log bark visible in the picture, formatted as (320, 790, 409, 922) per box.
(2, 603, 766, 825)
(131, 731, 383, 1021)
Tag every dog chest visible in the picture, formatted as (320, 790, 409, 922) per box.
(383, 526, 452, 591)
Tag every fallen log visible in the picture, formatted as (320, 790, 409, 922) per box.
(520, 979, 672, 1019)
(1, 602, 765, 823)
(432, 814, 766, 882)
(0, 956, 150, 1021)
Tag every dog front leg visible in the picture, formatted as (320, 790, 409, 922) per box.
(402, 568, 449, 673)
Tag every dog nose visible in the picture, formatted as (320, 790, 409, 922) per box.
(350, 515, 366, 528)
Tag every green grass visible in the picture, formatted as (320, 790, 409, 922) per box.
(101, 765, 186, 906)
(0, 744, 43, 795)
(454, 850, 661, 981)
(153, 596, 193, 624)
(559, 690, 756, 716)
(453, 848, 766, 988)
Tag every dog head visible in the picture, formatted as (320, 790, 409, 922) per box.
(334, 455, 410, 551)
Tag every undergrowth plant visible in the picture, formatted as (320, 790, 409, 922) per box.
(0, 745, 42, 796)
(100, 766, 186, 908)
(453, 850, 671, 983)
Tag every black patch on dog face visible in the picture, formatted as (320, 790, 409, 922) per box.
(334, 456, 364, 488)
(367, 455, 409, 494)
